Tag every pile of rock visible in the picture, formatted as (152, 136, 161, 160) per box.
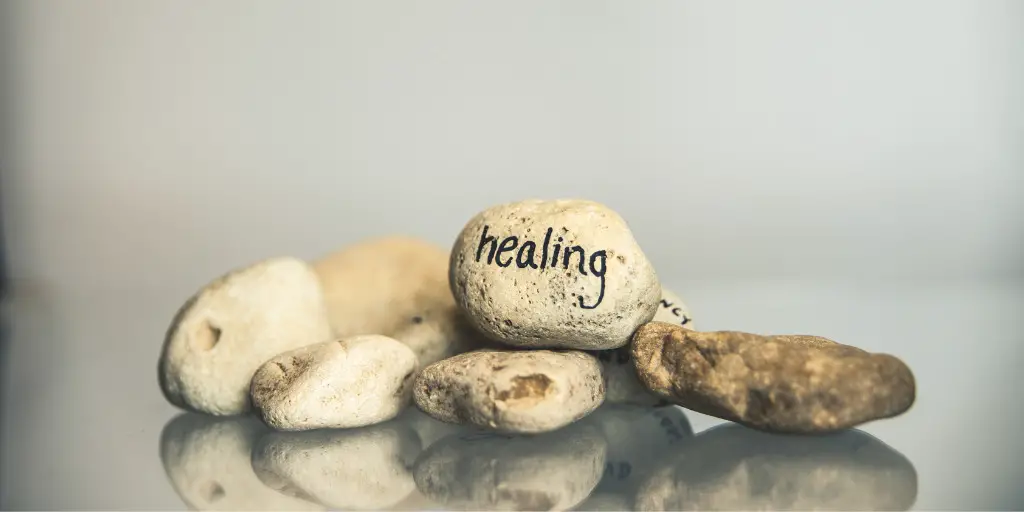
(158, 199, 915, 435)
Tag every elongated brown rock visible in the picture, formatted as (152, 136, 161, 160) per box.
(631, 322, 915, 433)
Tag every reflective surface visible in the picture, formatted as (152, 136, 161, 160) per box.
(2, 281, 1023, 509)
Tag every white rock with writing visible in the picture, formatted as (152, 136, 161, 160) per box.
(652, 287, 696, 329)
(251, 335, 417, 431)
(450, 199, 660, 350)
(159, 258, 332, 416)
(414, 350, 605, 433)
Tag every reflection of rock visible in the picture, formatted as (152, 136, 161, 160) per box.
(414, 423, 607, 510)
(251, 422, 421, 510)
(573, 405, 693, 510)
(635, 425, 918, 511)
(159, 413, 322, 511)
(398, 406, 469, 450)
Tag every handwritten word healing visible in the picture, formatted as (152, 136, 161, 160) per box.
(475, 225, 607, 309)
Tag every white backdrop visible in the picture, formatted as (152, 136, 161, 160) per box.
(3, 0, 1021, 293)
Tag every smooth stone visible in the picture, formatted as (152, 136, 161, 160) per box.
(251, 335, 417, 431)
(634, 425, 918, 511)
(593, 288, 695, 406)
(450, 199, 660, 350)
(414, 350, 605, 433)
(632, 323, 917, 433)
(397, 406, 469, 450)
(652, 287, 696, 329)
(159, 413, 322, 511)
(251, 421, 421, 510)
(314, 236, 489, 367)
(413, 423, 607, 510)
(159, 257, 332, 415)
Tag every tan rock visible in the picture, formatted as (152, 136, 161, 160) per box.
(251, 335, 417, 431)
(251, 421, 421, 510)
(449, 199, 660, 350)
(159, 413, 322, 510)
(631, 323, 916, 433)
(414, 422, 607, 510)
(414, 350, 605, 433)
(313, 236, 487, 367)
(634, 425, 918, 511)
(159, 258, 332, 415)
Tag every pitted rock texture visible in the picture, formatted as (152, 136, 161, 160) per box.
(251, 335, 417, 431)
(413, 423, 607, 511)
(414, 350, 605, 433)
(449, 199, 660, 350)
(314, 236, 489, 367)
(632, 323, 916, 433)
(159, 257, 332, 416)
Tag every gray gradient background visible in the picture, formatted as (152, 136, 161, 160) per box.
(1, 1, 1022, 509)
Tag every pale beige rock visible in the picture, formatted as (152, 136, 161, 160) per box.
(414, 350, 605, 433)
(251, 335, 417, 431)
(313, 236, 488, 367)
(159, 258, 332, 416)
(397, 406, 468, 450)
(414, 422, 607, 511)
(159, 413, 322, 511)
(594, 288, 695, 406)
(450, 199, 660, 350)
(652, 287, 696, 329)
(252, 422, 421, 510)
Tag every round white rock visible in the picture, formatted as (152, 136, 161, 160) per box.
(251, 335, 418, 431)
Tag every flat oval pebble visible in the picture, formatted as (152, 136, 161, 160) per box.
(413, 423, 607, 511)
(449, 199, 661, 350)
(314, 236, 489, 367)
(159, 413, 322, 511)
(595, 288, 695, 405)
(632, 323, 917, 433)
(414, 350, 605, 433)
(634, 425, 918, 511)
(251, 335, 417, 431)
(159, 257, 332, 416)
(251, 423, 421, 510)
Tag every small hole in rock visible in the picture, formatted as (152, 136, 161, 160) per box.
(412, 316, 423, 324)
(200, 481, 225, 502)
(194, 321, 222, 351)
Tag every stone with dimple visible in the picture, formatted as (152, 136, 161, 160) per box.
(413, 422, 607, 511)
(159, 257, 332, 416)
(449, 199, 661, 350)
(313, 236, 490, 368)
(632, 322, 916, 433)
(414, 350, 605, 433)
(159, 413, 322, 511)
(594, 288, 695, 406)
(251, 422, 421, 510)
(251, 335, 418, 431)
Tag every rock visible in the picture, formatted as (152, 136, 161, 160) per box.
(159, 258, 332, 416)
(634, 425, 918, 511)
(159, 413, 322, 510)
(397, 406, 469, 450)
(593, 288, 695, 405)
(414, 350, 605, 433)
(251, 421, 421, 510)
(251, 335, 417, 431)
(631, 323, 916, 433)
(313, 236, 489, 367)
(652, 287, 696, 329)
(449, 199, 660, 350)
(413, 423, 607, 510)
